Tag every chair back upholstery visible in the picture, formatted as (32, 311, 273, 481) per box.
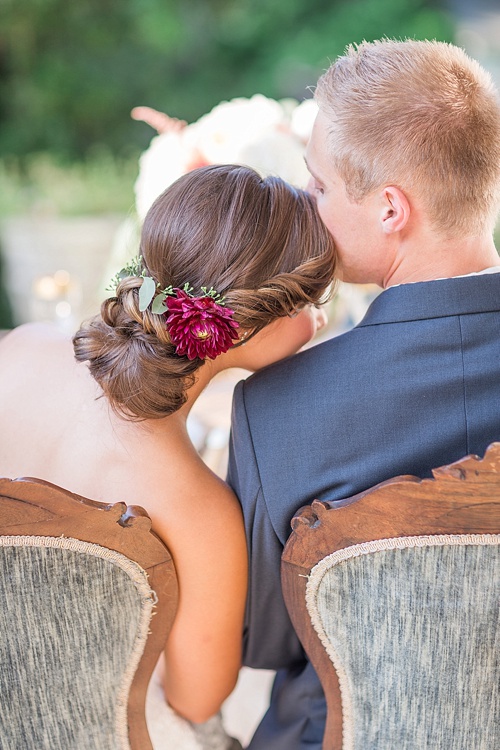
(282, 444, 500, 750)
(0, 477, 178, 750)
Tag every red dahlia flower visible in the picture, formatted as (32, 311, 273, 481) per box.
(165, 289, 240, 360)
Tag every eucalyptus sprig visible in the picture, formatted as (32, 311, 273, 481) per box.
(140, 281, 193, 313)
(107, 255, 228, 315)
(139, 280, 227, 314)
(106, 254, 145, 293)
(201, 286, 226, 305)
(149, 284, 175, 314)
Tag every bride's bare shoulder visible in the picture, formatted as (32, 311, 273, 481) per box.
(0, 322, 67, 352)
(0, 323, 79, 397)
(137, 431, 240, 520)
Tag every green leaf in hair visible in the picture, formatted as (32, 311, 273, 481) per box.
(151, 292, 169, 314)
(139, 275, 157, 311)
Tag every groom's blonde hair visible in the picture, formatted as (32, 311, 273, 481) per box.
(315, 39, 500, 236)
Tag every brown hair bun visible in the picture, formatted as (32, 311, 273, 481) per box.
(74, 165, 336, 420)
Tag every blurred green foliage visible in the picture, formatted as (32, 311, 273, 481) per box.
(0, 0, 454, 160)
(0, 239, 14, 328)
(0, 149, 138, 216)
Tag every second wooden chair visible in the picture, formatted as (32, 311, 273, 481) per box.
(282, 444, 500, 750)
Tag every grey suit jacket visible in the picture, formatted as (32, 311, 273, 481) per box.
(227, 272, 500, 749)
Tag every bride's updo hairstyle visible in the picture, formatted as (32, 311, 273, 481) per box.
(74, 164, 336, 420)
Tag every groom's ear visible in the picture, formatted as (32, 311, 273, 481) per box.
(379, 185, 410, 234)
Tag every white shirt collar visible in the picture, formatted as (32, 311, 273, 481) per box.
(389, 265, 500, 288)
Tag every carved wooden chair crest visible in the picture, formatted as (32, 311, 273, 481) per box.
(0, 477, 178, 750)
(282, 444, 500, 750)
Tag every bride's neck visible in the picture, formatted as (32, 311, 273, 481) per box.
(176, 357, 224, 421)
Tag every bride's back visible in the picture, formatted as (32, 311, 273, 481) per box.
(0, 320, 250, 730)
(0, 322, 168, 507)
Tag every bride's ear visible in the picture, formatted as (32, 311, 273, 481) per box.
(379, 185, 410, 234)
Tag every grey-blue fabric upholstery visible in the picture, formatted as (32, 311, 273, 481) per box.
(308, 535, 500, 750)
(0, 536, 156, 750)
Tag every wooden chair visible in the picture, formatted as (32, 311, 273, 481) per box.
(0, 477, 178, 750)
(282, 443, 500, 750)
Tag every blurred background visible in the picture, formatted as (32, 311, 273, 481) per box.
(0, 0, 499, 331)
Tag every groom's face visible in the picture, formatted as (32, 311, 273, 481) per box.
(305, 111, 387, 285)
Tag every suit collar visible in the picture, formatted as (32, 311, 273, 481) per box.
(357, 272, 500, 327)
